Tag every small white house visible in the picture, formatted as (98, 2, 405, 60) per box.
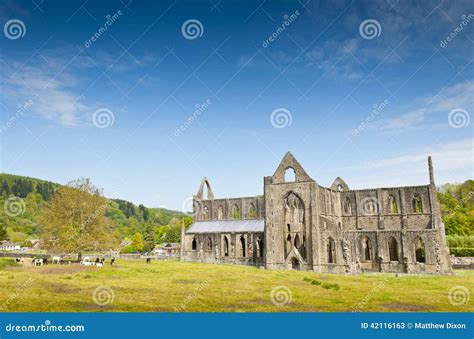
(0, 241, 21, 251)
(153, 243, 180, 256)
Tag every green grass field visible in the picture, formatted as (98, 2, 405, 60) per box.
(0, 258, 472, 312)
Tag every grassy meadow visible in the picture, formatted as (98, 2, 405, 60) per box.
(0, 258, 472, 312)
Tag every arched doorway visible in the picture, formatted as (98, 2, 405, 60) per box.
(290, 257, 300, 270)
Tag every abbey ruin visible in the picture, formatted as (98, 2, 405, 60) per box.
(181, 153, 452, 274)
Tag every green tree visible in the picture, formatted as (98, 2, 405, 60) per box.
(143, 221, 155, 252)
(131, 232, 144, 252)
(40, 178, 117, 260)
(0, 225, 8, 241)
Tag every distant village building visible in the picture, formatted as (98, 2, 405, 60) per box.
(181, 153, 452, 274)
(154, 243, 180, 256)
(0, 241, 21, 251)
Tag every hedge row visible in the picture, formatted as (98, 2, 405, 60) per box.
(450, 247, 474, 257)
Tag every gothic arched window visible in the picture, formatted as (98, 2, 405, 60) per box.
(217, 205, 224, 220)
(202, 206, 209, 220)
(207, 237, 212, 251)
(415, 237, 425, 263)
(240, 236, 246, 257)
(284, 167, 296, 182)
(248, 203, 256, 219)
(388, 237, 398, 261)
(412, 195, 422, 213)
(343, 197, 352, 215)
(388, 195, 398, 214)
(192, 237, 197, 251)
(256, 237, 264, 258)
(327, 237, 336, 264)
(232, 204, 240, 219)
(223, 236, 229, 257)
(362, 237, 372, 261)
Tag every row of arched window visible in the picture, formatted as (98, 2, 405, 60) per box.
(191, 235, 264, 258)
(326, 236, 426, 263)
(342, 194, 423, 215)
(201, 203, 257, 220)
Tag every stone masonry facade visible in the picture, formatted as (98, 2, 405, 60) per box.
(181, 152, 452, 274)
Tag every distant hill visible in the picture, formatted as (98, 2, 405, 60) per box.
(0, 173, 190, 247)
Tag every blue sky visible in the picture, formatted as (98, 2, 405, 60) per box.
(0, 0, 473, 211)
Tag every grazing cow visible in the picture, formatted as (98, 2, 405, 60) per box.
(110, 258, 115, 265)
(32, 258, 43, 266)
(95, 257, 100, 264)
(16, 257, 21, 263)
(52, 256, 61, 264)
(43, 258, 48, 265)
(146, 258, 151, 264)
(101, 258, 106, 264)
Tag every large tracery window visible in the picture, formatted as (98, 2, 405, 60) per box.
(248, 203, 256, 219)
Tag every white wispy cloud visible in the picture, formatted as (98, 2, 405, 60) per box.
(346, 138, 473, 188)
(377, 81, 474, 131)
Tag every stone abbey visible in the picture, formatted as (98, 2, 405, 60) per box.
(181, 153, 452, 274)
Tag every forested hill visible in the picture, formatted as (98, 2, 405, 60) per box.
(0, 173, 190, 251)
